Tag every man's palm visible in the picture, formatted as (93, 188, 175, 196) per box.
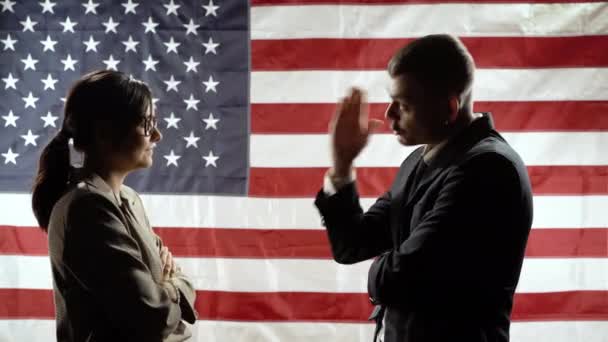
(330, 88, 382, 176)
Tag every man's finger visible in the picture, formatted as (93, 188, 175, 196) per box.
(368, 119, 384, 134)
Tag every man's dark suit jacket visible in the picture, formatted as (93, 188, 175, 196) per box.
(315, 114, 533, 342)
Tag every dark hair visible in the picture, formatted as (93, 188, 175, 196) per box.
(388, 34, 475, 109)
(32, 70, 153, 231)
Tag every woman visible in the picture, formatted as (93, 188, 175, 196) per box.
(32, 70, 197, 341)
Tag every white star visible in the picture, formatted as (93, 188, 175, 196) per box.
(22, 92, 39, 109)
(183, 94, 200, 111)
(183, 56, 199, 73)
(2, 73, 18, 90)
(202, 37, 220, 55)
(1, 34, 17, 51)
(21, 129, 40, 147)
(2, 148, 19, 165)
(102, 17, 119, 34)
(183, 18, 199, 36)
(122, 35, 139, 53)
(41, 73, 58, 90)
(202, 0, 219, 17)
(203, 75, 219, 93)
(183, 131, 200, 148)
(142, 55, 159, 71)
(2, 110, 19, 127)
(163, 150, 181, 167)
(39, 0, 56, 14)
(142, 16, 158, 34)
(0, 0, 16, 13)
(59, 16, 77, 33)
(41, 111, 58, 127)
(40, 35, 58, 52)
(163, 36, 180, 54)
(21, 54, 39, 71)
(102, 55, 120, 70)
(20, 16, 38, 32)
(164, 112, 181, 129)
(82, 0, 100, 14)
(122, 0, 138, 14)
(163, 75, 181, 92)
(83, 35, 100, 52)
(61, 54, 78, 71)
(203, 151, 219, 167)
(163, 0, 180, 16)
(203, 113, 219, 130)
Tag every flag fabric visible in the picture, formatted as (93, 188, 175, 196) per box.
(1, 0, 607, 341)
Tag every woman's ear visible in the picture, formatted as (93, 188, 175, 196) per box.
(92, 121, 114, 151)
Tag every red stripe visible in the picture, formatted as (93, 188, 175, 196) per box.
(251, 102, 608, 133)
(249, 166, 608, 197)
(1, 289, 607, 322)
(1, 226, 605, 258)
(253, 37, 608, 70)
(525, 228, 608, 258)
(252, 0, 603, 5)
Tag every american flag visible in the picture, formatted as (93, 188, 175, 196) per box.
(1, 0, 607, 341)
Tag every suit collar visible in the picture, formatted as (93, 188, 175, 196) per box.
(74, 170, 136, 207)
(425, 112, 495, 171)
(404, 113, 496, 206)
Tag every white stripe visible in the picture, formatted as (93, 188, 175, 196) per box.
(1, 256, 605, 293)
(251, 3, 608, 39)
(251, 69, 608, 103)
(1, 194, 607, 229)
(2, 320, 608, 342)
(250, 133, 608, 166)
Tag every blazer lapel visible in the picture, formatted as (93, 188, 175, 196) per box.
(390, 149, 423, 244)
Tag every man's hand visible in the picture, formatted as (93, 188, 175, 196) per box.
(329, 88, 383, 178)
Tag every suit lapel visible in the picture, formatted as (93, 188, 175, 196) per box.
(82, 174, 163, 281)
(390, 149, 423, 244)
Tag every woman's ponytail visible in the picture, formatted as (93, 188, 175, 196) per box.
(31, 130, 72, 231)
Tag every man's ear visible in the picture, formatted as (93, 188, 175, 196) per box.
(447, 95, 459, 124)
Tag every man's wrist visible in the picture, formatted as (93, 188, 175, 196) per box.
(324, 167, 356, 195)
(331, 162, 353, 179)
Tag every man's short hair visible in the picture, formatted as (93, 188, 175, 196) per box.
(388, 34, 475, 101)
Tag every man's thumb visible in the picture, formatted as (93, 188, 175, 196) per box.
(368, 119, 384, 133)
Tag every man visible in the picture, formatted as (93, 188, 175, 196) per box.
(314, 34, 533, 342)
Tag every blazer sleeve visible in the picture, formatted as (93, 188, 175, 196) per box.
(64, 192, 182, 341)
(314, 182, 392, 264)
(154, 234, 198, 324)
(367, 152, 530, 310)
(133, 191, 199, 325)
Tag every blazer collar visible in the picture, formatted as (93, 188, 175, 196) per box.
(404, 113, 496, 205)
(75, 170, 135, 207)
(426, 112, 496, 171)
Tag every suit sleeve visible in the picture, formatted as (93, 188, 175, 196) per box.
(314, 182, 393, 264)
(154, 234, 198, 324)
(132, 190, 199, 325)
(367, 153, 528, 310)
(64, 193, 182, 341)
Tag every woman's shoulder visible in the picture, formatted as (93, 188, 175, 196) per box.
(48, 183, 118, 236)
(56, 182, 118, 217)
